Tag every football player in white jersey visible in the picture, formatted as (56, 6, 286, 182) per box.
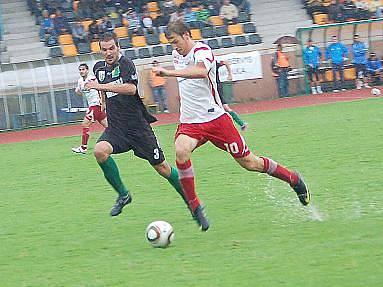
(153, 20, 311, 231)
(72, 63, 108, 154)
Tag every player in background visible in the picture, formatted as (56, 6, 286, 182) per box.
(84, 32, 188, 218)
(153, 20, 311, 231)
(72, 63, 108, 154)
(216, 60, 248, 130)
(303, 39, 323, 94)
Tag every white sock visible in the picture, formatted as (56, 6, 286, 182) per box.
(316, 86, 323, 93)
(311, 86, 317, 94)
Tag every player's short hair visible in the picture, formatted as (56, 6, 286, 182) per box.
(79, 63, 89, 70)
(165, 19, 191, 39)
(99, 32, 119, 47)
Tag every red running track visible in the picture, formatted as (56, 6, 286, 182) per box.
(0, 90, 373, 145)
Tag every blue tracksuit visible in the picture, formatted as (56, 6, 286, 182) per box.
(303, 45, 322, 68)
(366, 59, 382, 72)
(326, 42, 348, 64)
(352, 41, 367, 65)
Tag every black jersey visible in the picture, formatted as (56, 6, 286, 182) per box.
(93, 56, 156, 131)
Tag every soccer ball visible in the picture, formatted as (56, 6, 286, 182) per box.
(146, 221, 175, 248)
(371, 88, 381, 96)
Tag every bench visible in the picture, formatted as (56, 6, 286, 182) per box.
(11, 112, 39, 129)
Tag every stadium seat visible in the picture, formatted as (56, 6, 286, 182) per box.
(215, 25, 228, 37)
(314, 13, 329, 25)
(209, 16, 224, 26)
(228, 24, 243, 35)
(146, 33, 160, 45)
(147, 2, 159, 12)
(49, 46, 63, 58)
(248, 34, 262, 44)
(82, 20, 93, 32)
(344, 67, 356, 80)
(243, 23, 256, 34)
(150, 11, 159, 20)
(77, 42, 91, 54)
(207, 39, 220, 50)
(190, 29, 202, 40)
(166, 45, 173, 55)
(189, 21, 201, 29)
(238, 12, 250, 23)
(132, 35, 147, 47)
(90, 41, 101, 53)
(221, 37, 234, 48)
(159, 33, 168, 44)
(235, 35, 248, 46)
(62, 44, 78, 57)
(125, 49, 137, 60)
(173, 0, 186, 6)
(119, 38, 132, 49)
(138, 47, 151, 58)
(152, 45, 165, 57)
(201, 27, 214, 38)
(58, 34, 74, 45)
(114, 27, 128, 38)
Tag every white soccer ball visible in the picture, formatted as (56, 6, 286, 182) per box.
(371, 88, 381, 96)
(146, 221, 175, 248)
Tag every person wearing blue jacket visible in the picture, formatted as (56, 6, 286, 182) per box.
(366, 52, 382, 85)
(303, 38, 323, 94)
(326, 35, 348, 92)
(351, 34, 370, 89)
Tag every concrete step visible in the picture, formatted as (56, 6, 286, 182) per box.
(10, 52, 50, 64)
(8, 46, 49, 57)
(7, 42, 46, 52)
(3, 18, 36, 27)
(1, 11, 31, 21)
(1, 52, 11, 64)
(256, 15, 311, 26)
(1, 1, 28, 10)
(4, 25, 39, 35)
(3, 31, 41, 41)
(5, 35, 42, 46)
(255, 2, 303, 10)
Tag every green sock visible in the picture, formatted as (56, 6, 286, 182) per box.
(229, 110, 245, 127)
(167, 167, 188, 206)
(98, 157, 128, 197)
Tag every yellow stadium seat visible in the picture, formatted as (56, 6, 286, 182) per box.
(173, 0, 185, 6)
(114, 27, 128, 38)
(209, 16, 224, 26)
(132, 35, 147, 47)
(159, 33, 168, 44)
(62, 44, 78, 57)
(82, 20, 93, 32)
(150, 11, 159, 19)
(228, 24, 243, 35)
(122, 17, 129, 26)
(192, 7, 200, 12)
(147, 1, 159, 12)
(314, 13, 329, 25)
(344, 67, 356, 81)
(190, 29, 202, 40)
(58, 34, 74, 45)
(90, 42, 101, 53)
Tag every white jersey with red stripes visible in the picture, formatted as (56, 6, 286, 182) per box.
(76, 74, 101, 107)
(172, 42, 225, 123)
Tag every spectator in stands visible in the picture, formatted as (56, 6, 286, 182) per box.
(376, 5, 383, 18)
(231, 0, 251, 14)
(39, 10, 55, 42)
(219, 0, 239, 25)
(88, 19, 101, 42)
(142, 12, 155, 34)
(326, 35, 349, 92)
(72, 21, 89, 44)
(342, 0, 357, 20)
(306, 0, 328, 20)
(196, 4, 211, 26)
(90, 0, 106, 19)
(327, 0, 344, 22)
(366, 52, 382, 85)
(351, 34, 369, 89)
(354, 0, 371, 19)
(153, 11, 169, 28)
(370, 0, 382, 17)
(162, 0, 177, 17)
(77, 0, 92, 20)
(53, 9, 70, 35)
(184, 6, 197, 24)
(99, 15, 115, 34)
(170, 8, 185, 22)
(272, 44, 291, 97)
(123, 10, 144, 36)
(303, 39, 323, 94)
(207, 0, 221, 16)
(149, 60, 169, 113)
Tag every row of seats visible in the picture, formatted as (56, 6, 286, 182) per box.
(50, 34, 263, 58)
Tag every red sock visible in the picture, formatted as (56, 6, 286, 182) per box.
(176, 160, 200, 211)
(260, 157, 298, 187)
(81, 127, 90, 149)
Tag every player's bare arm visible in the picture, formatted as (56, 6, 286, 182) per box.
(85, 80, 137, 95)
(153, 62, 208, 79)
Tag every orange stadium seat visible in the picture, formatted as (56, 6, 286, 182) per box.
(228, 24, 243, 35)
(114, 27, 128, 38)
(132, 35, 147, 47)
(209, 16, 224, 26)
(150, 11, 159, 19)
(173, 0, 186, 6)
(58, 34, 74, 45)
(90, 42, 101, 53)
(147, 2, 159, 12)
(344, 67, 356, 80)
(190, 29, 202, 40)
(159, 33, 168, 44)
(62, 44, 78, 57)
(314, 13, 329, 25)
(82, 20, 93, 32)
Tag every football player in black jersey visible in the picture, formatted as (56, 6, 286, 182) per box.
(85, 32, 189, 219)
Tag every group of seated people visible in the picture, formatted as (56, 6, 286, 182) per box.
(304, 0, 383, 23)
(26, 0, 251, 48)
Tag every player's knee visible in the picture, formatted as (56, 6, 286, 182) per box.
(175, 146, 190, 163)
(93, 144, 108, 162)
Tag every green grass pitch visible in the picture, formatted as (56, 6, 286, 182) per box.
(0, 98, 382, 287)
